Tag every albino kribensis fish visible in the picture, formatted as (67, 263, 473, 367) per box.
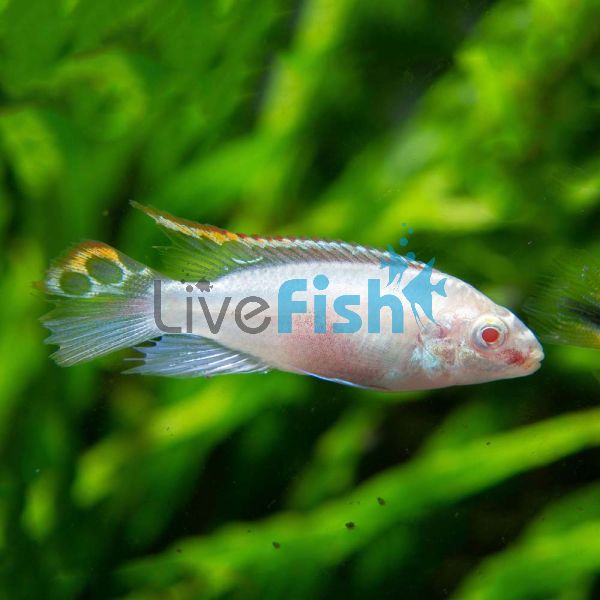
(38, 203, 544, 392)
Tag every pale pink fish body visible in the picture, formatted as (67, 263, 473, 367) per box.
(39, 203, 544, 392)
(160, 262, 542, 390)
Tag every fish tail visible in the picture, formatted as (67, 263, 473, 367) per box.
(524, 252, 600, 349)
(36, 241, 162, 366)
(433, 278, 447, 297)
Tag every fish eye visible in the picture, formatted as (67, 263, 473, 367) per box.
(472, 318, 507, 350)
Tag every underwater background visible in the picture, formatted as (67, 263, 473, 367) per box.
(1, 0, 600, 598)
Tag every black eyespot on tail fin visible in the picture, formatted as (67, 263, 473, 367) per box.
(38, 242, 162, 366)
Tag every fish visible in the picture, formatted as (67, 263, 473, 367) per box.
(37, 203, 544, 392)
(525, 252, 600, 350)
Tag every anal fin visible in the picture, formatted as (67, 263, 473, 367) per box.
(127, 334, 270, 378)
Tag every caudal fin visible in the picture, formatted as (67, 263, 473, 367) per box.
(525, 252, 600, 349)
(37, 242, 161, 366)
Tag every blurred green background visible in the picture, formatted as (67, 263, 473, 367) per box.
(1, 0, 600, 598)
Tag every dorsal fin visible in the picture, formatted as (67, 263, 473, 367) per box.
(132, 202, 394, 281)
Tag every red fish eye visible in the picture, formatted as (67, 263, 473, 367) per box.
(481, 326, 501, 344)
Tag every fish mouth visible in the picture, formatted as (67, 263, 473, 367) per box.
(524, 345, 544, 373)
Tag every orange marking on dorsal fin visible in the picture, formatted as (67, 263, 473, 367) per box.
(132, 202, 381, 251)
(131, 201, 239, 245)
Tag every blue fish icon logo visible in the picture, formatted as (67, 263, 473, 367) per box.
(380, 245, 411, 287)
(402, 258, 447, 328)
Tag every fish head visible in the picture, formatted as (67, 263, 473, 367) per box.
(419, 283, 544, 387)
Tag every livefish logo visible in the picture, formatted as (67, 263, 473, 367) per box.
(379, 225, 447, 328)
(153, 226, 447, 335)
(154, 279, 271, 335)
(189, 279, 213, 293)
